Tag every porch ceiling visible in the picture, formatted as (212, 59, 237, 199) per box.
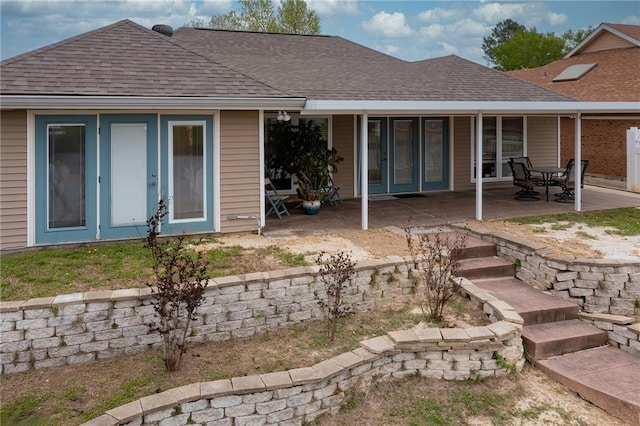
(262, 186, 640, 235)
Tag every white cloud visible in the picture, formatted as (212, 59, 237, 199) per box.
(307, 0, 359, 16)
(379, 43, 399, 55)
(418, 23, 445, 39)
(474, 2, 534, 23)
(418, 7, 461, 23)
(447, 18, 489, 36)
(622, 15, 640, 25)
(438, 41, 458, 56)
(547, 12, 567, 26)
(362, 11, 413, 37)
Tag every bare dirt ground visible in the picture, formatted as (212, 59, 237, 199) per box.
(216, 219, 640, 262)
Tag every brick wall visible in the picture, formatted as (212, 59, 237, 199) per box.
(560, 117, 640, 179)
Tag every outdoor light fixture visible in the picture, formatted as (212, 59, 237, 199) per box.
(277, 110, 291, 122)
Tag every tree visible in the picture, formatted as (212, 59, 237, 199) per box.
(482, 19, 526, 65)
(191, 0, 320, 35)
(277, 0, 320, 34)
(492, 28, 566, 71)
(483, 20, 596, 71)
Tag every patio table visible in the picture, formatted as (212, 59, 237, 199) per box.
(530, 166, 566, 201)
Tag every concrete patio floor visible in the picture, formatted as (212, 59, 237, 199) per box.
(262, 185, 640, 236)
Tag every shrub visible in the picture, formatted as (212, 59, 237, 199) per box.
(405, 229, 467, 322)
(314, 251, 356, 341)
(145, 199, 209, 371)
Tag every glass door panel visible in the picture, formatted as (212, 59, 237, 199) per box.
(423, 118, 449, 190)
(367, 119, 387, 193)
(171, 123, 205, 221)
(35, 115, 97, 244)
(160, 115, 214, 235)
(390, 118, 418, 192)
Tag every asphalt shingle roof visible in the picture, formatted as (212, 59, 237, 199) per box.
(0, 20, 289, 98)
(509, 35, 640, 102)
(1, 19, 572, 103)
(172, 27, 572, 102)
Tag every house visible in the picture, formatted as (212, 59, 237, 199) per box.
(1, 19, 636, 250)
(509, 23, 640, 187)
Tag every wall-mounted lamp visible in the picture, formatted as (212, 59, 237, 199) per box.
(277, 110, 291, 122)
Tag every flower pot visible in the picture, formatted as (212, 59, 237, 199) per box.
(302, 200, 321, 215)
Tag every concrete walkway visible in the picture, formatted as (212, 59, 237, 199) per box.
(264, 185, 640, 236)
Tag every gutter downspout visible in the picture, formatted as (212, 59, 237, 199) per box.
(476, 113, 483, 221)
(361, 112, 369, 230)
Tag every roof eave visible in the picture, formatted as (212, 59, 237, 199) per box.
(302, 100, 640, 115)
(0, 95, 307, 110)
(564, 23, 640, 58)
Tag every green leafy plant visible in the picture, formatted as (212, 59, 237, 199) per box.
(405, 229, 467, 322)
(266, 120, 343, 201)
(493, 351, 517, 374)
(145, 199, 209, 371)
(512, 259, 522, 268)
(314, 250, 357, 341)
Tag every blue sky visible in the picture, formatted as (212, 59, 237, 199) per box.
(1, 1, 639, 64)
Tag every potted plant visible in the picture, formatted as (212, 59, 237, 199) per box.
(268, 120, 343, 215)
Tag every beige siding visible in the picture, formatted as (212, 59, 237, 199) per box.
(331, 115, 355, 198)
(219, 110, 261, 234)
(581, 32, 635, 54)
(0, 110, 28, 250)
(453, 116, 473, 191)
(527, 116, 559, 166)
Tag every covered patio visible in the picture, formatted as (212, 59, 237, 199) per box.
(262, 185, 640, 235)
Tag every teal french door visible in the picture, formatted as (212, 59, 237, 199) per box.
(159, 115, 214, 234)
(99, 115, 158, 239)
(389, 118, 419, 192)
(35, 115, 98, 244)
(423, 118, 449, 190)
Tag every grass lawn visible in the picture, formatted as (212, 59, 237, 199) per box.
(2, 207, 638, 302)
(0, 238, 307, 301)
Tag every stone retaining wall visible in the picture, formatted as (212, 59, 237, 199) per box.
(579, 312, 640, 357)
(1, 257, 518, 375)
(458, 224, 640, 317)
(80, 282, 523, 426)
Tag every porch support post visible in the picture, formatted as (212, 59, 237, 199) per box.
(475, 113, 483, 220)
(361, 112, 369, 229)
(574, 112, 582, 211)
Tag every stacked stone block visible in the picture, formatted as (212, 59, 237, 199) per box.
(460, 224, 640, 317)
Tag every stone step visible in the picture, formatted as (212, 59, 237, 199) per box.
(457, 236, 497, 260)
(472, 277, 579, 325)
(536, 346, 640, 425)
(522, 319, 607, 361)
(457, 256, 515, 280)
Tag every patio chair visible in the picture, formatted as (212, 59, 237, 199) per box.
(320, 175, 343, 205)
(509, 156, 543, 184)
(508, 160, 540, 201)
(265, 178, 290, 219)
(554, 159, 589, 203)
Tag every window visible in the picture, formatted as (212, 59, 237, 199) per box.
(472, 116, 525, 180)
(169, 121, 205, 222)
(47, 124, 86, 229)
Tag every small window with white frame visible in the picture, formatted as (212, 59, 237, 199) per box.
(472, 116, 526, 180)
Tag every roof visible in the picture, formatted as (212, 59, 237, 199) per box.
(0, 20, 289, 98)
(172, 27, 571, 102)
(565, 22, 640, 58)
(509, 32, 640, 102)
(0, 19, 574, 107)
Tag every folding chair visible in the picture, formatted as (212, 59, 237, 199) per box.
(264, 178, 290, 219)
(321, 175, 343, 205)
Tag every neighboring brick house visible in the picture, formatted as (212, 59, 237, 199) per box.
(509, 23, 640, 185)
